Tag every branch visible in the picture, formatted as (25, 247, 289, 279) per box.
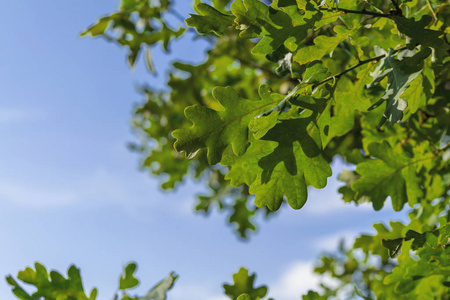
(312, 47, 407, 89)
(235, 55, 298, 84)
(312, 55, 383, 89)
(319, 7, 392, 18)
(169, 8, 187, 24)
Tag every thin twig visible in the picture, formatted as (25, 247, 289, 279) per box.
(319, 7, 392, 18)
(425, 0, 438, 24)
(389, 0, 402, 15)
(312, 54, 384, 89)
(169, 9, 187, 24)
(312, 46, 407, 89)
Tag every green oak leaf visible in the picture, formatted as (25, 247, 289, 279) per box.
(186, 3, 235, 35)
(294, 23, 359, 65)
(337, 169, 370, 204)
(237, 294, 253, 300)
(229, 198, 257, 239)
(354, 221, 407, 262)
(223, 96, 332, 210)
(392, 15, 445, 50)
(253, 61, 329, 120)
(426, 223, 450, 249)
(81, 8, 185, 68)
(7, 263, 97, 300)
(405, 230, 427, 250)
(401, 73, 425, 115)
(6, 276, 31, 300)
(302, 60, 330, 84)
(80, 16, 110, 37)
(250, 111, 280, 139)
(367, 47, 431, 128)
(231, 0, 322, 55)
(403, 60, 435, 115)
(352, 142, 428, 211)
(302, 290, 327, 300)
(223, 268, 267, 299)
(173, 85, 284, 165)
(120, 263, 139, 290)
(140, 272, 178, 300)
(325, 64, 374, 145)
(382, 244, 450, 298)
(404, 223, 450, 250)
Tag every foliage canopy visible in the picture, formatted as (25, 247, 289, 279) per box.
(8, 0, 450, 299)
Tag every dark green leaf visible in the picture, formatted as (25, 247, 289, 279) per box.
(186, 3, 235, 35)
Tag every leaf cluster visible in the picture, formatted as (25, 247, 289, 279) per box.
(6, 263, 177, 300)
(73, 0, 450, 298)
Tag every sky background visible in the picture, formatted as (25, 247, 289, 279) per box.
(0, 1, 408, 299)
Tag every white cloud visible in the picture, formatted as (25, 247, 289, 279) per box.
(169, 282, 226, 300)
(268, 261, 338, 300)
(301, 183, 373, 216)
(313, 230, 360, 251)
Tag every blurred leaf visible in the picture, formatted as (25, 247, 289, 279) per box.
(186, 3, 234, 35)
(223, 268, 267, 299)
(120, 263, 139, 290)
(140, 272, 178, 300)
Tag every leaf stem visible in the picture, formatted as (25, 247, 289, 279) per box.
(425, 0, 438, 24)
(319, 7, 392, 18)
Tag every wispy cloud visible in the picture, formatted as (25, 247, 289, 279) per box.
(268, 261, 338, 299)
(0, 168, 156, 209)
(0, 181, 77, 208)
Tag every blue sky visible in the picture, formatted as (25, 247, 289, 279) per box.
(0, 1, 408, 299)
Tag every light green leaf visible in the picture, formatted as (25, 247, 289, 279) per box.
(237, 294, 252, 300)
(172, 85, 284, 165)
(224, 96, 332, 210)
(294, 24, 359, 65)
(223, 268, 267, 299)
(325, 64, 374, 145)
(352, 142, 428, 211)
(120, 263, 139, 290)
(229, 198, 257, 239)
(367, 47, 431, 127)
(231, 0, 322, 55)
(5, 277, 31, 300)
(254, 61, 329, 120)
(80, 17, 110, 37)
(10, 263, 95, 300)
(302, 60, 330, 84)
